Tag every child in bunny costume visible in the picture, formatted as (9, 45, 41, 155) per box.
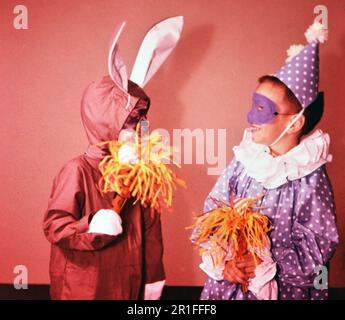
(193, 22, 338, 300)
(43, 17, 183, 300)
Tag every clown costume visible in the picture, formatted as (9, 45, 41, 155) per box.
(193, 22, 339, 300)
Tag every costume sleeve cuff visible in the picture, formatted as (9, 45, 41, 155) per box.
(144, 280, 166, 300)
(199, 252, 224, 281)
(248, 247, 278, 300)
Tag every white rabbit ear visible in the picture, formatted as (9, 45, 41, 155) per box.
(108, 21, 128, 91)
(130, 16, 184, 88)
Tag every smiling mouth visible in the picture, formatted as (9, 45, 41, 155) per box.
(249, 125, 261, 132)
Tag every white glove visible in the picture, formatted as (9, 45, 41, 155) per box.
(144, 280, 166, 300)
(88, 209, 123, 236)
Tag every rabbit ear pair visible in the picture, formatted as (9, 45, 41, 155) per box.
(108, 16, 184, 92)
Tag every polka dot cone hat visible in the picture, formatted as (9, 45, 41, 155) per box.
(274, 22, 328, 108)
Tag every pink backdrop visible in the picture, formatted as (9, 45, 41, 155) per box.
(0, 0, 344, 287)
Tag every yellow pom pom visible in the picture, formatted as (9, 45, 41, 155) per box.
(188, 196, 272, 269)
(96, 130, 186, 214)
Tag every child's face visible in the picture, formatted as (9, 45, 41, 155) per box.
(123, 100, 148, 130)
(249, 82, 293, 145)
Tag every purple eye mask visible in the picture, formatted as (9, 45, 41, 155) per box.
(247, 92, 278, 125)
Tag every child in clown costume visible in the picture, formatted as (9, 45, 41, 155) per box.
(192, 22, 339, 300)
(43, 17, 183, 300)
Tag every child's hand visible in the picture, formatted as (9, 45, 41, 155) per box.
(223, 259, 249, 285)
(236, 253, 263, 279)
(112, 194, 128, 215)
(111, 167, 135, 214)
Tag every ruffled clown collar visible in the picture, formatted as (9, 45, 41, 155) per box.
(233, 128, 332, 189)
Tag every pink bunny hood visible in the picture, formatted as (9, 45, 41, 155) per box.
(81, 77, 146, 148)
(80, 18, 183, 160)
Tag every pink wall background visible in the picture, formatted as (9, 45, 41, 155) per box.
(0, 0, 344, 287)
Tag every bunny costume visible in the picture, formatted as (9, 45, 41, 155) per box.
(43, 17, 183, 300)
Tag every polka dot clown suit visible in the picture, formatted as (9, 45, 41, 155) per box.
(191, 21, 339, 300)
